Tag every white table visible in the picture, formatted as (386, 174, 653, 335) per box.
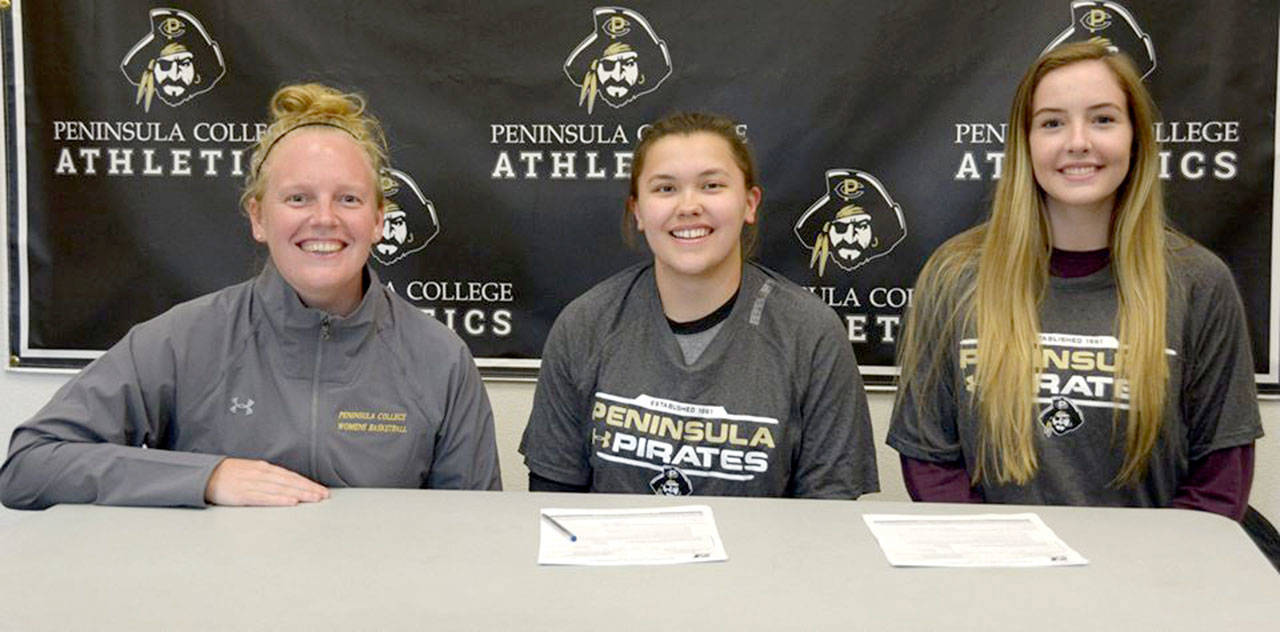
(1, 489, 1276, 630)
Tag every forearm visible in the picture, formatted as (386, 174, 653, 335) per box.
(0, 434, 222, 509)
(1171, 444, 1253, 521)
(900, 454, 984, 503)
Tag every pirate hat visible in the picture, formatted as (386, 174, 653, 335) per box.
(1043, 1, 1156, 78)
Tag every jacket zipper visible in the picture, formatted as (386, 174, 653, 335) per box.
(310, 316, 331, 479)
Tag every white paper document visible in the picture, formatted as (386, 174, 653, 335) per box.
(862, 513, 1088, 568)
(538, 505, 728, 566)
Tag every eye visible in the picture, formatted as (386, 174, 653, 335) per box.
(651, 183, 675, 194)
(1093, 114, 1116, 125)
(284, 193, 308, 205)
(340, 193, 363, 205)
(702, 181, 725, 191)
(1038, 117, 1063, 129)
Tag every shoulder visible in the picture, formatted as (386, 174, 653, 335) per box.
(379, 286, 474, 364)
(128, 277, 256, 349)
(1167, 235, 1238, 291)
(918, 226, 981, 293)
(743, 262, 840, 330)
(551, 262, 654, 339)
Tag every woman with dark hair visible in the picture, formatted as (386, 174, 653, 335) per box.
(520, 112, 878, 498)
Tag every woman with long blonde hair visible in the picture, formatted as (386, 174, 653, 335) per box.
(887, 41, 1261, 519)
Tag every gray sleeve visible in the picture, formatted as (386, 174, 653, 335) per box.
(790, 314, 879, 499)
(885, 287, 964, 463)
(426, 343, 502, 490)
(1183, 267, 1264, 459)
(0, 327, 223, 510)
(519, 311, 593, 487)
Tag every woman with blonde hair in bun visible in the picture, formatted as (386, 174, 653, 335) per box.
(888, 41, 1261, 519)
(0, 83, 501, 509)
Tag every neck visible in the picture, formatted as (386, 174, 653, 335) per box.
(1046, 196, 1114, 251)
(296, 270, 367, 318)
(654, 261, 743, 323)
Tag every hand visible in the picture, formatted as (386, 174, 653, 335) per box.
(204, 458, 330, 506)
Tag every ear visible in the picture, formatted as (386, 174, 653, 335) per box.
(371, 200, 387, 241)
(628, 196, 643, 232)
(247, 198, 266, 243)
(743, 186, 762, 225)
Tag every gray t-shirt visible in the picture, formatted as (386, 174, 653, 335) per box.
(521, 262, 879, 498)
(887, 241, 1263, 507)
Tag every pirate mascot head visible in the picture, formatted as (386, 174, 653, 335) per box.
(794, 169, 906, 277)
(564, 7, 672, 114)
(1038, 397, 1085, 437)
(371, 168, 441, 266)
(1043, 1, 1156, 78)
(649, 466, 692, 496)
(120, 8, 226, 112)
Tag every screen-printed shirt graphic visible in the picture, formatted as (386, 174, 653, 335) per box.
(959, 332, 1166, 442)
(590, 392, 780, 495)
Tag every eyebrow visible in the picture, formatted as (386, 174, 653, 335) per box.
(646, 168, 731, 183)
(1032, 102, 1124, 117)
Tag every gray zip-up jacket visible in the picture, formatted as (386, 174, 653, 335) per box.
(0, 262, 501, 509)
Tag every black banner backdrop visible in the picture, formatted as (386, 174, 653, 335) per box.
(3, 1, 1278, 389)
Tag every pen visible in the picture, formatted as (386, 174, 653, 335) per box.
(541, 513, 577, 542)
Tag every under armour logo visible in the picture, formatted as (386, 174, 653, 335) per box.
(229, 397, 255, 416)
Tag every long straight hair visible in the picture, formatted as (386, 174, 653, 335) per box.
(897, 40, 1168, 486)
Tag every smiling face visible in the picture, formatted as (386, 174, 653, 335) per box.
(1029, 59, 1133, 220)
(630, 132, 761, 291)
(247, 128, 383, 315)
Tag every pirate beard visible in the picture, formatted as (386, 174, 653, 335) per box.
(157, 78, 193, 99)
(599, 77, 636, 101)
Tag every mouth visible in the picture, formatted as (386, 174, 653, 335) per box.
(297, 239, 347, 255)
(835, 247, 863, 261)
(1058, 164, 1103, 179)
(671, 227, 712, 241)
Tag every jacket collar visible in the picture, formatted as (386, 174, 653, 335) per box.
(252, 259, 389, 333)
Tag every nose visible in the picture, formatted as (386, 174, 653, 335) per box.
(1065, 121, 1091, 154)
(676, 188, 702, 215)
(311, 200, 340, 227)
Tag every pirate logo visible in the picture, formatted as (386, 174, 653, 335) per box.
(120, 8, 226, 112)
(1038, 397, 1085, 437)
(371, 168, 441, 266)
(1043, 1, 1156, 79)
(649, 466, 692, 496)
(794, 169, 906, 277)
(564, 7, 672, 114)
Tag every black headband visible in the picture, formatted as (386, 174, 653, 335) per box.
(253, 121, 361, 178)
